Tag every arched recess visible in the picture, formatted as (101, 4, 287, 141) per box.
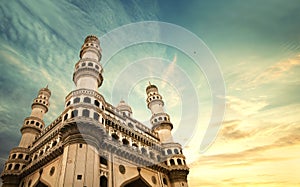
(32, 175, 51, 187)
(121, 176, 151, 187)
(33, 180, 48, 187)
(100, 176, 108, 187)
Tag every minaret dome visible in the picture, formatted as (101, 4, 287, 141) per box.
(117, 99, 133, 117)
(80, 35, 102, 61)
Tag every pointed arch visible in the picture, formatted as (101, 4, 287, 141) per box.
(32, 180, 49, 187)
(100, 176, 108, 187)
(121, 175, 151, 187)
(35, 181, 48, 187)
(32, 176, 51, 187)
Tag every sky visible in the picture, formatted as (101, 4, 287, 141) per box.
(0, 0, 300, 186)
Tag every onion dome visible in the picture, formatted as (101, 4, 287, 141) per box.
(146, 81, 158, 92)
(117, 100, 132, 116)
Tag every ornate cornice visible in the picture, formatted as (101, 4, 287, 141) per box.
(10, 147, 29, 154)
(147, 99, 164, 109)
(152, 122, 173, 131)
(0, 174, 20, 185)
(105, 116, 161, 151)
(73, 67, 103, 87)
(60, 118, 106, 149)
(100, 139, 169, 174)
(65, 88, 107, 104)
(21, 145, 63, 177)
(20, 125, 41, 135)
(80, 46, 101, 60)
(168, 169, 189, 183)
(161, 142, 182, 149)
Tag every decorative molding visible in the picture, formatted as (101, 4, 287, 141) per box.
(168, 169, 189, 183)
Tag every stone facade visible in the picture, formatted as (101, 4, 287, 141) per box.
(1, 35, 189, 187)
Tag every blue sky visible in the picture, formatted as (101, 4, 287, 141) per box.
(1, 0, 300, 186)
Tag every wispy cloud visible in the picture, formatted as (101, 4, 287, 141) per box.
(161, 54, 177, 89)
(226, 96, 268, 116)
(226, 54, 300, 92)
(250, 54, 300, 86)
(220, 120, 254, 140)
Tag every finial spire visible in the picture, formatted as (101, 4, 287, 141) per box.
(46, 84, 48, 89)
(149, 81, 151, 86)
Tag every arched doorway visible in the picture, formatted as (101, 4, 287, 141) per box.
(100, 176, 108, 187)
(123, 177, 151, 187)
(35, 181, 48, 187)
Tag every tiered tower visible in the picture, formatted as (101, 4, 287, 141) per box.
(146, 82, 173, 143)
(1, 87, 51, 186)
(73, 35, 103, 90)
(60, 35, 104, 186)
(146, 83, 189, 187)
(20, 87, 51, 147)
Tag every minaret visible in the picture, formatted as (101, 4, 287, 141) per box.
(73, 35, 103, 91)
(1, 86, 51, 187)
(146, 83, 189, 187)
(59, 35, 104, 186)
(146, 82, 173, 143)
(19, 86, 51, 147)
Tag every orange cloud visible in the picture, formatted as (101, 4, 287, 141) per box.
(220, 120, 254, 140)
(191, 126, 300, 168)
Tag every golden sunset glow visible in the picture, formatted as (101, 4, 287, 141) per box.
(186, 54, 300, 186)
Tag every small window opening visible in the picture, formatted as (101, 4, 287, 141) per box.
(64, 114, 68, 121)
(14, 164, 20, 170)
(73, 97, 80, 103)
(100, 156, 108, 166)
(167, 149, 172, 155)
(93, 113, 99, 120)
(71, 110, 78, 118)
(18, 154, 23, 159)
(82, 109, 90, 117)
(83, 97, 91, 103)
(163, 178, 168, 185)
(94, 100, 100, 107)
